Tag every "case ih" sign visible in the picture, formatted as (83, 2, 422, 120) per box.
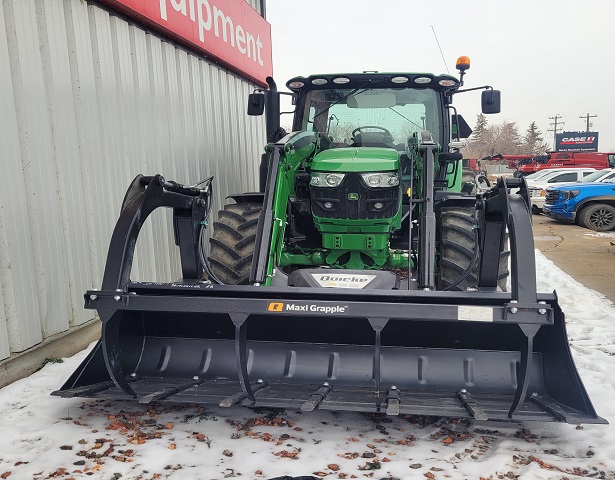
(101, 0, 272, 86)
(556, 131, 599, 152)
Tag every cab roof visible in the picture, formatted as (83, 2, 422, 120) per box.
(286, 72, 461, 93)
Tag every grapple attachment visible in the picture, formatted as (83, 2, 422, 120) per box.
(53, 175, 605, 424)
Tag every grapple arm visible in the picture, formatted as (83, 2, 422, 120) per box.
(101, 174, 209, 291)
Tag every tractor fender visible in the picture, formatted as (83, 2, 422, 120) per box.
(226, 193, 265, 204)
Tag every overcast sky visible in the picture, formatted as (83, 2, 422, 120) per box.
(265, 0, 615, 151)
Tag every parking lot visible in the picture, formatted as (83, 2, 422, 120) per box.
(532, 213, 615, 303)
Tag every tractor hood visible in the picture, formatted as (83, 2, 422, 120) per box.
(311, 147, 399, 173)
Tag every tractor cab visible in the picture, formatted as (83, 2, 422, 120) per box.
(288, 73, 451, 151)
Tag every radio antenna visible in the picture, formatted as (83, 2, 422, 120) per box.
(431, 26, 450, 74)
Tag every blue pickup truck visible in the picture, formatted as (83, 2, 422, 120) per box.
(543, 175, 615, 231)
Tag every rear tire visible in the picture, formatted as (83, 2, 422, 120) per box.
(207, 202, 261, 284)
(578, 203, 615, 232)
(438, 207, 510, 291)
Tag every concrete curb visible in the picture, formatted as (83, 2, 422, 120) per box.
(0, 320, 101, 389)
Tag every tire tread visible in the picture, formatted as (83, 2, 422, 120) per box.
(207, 202, 262, 284)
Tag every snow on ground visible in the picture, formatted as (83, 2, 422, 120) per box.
(583, 232, 615, 239)
(1, 251, 614, 480)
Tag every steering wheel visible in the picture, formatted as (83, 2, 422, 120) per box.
(352, 126, 393, 138)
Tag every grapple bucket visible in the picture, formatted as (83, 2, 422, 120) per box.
(53, 175, 605, 424)
(55, 284, 604, 423)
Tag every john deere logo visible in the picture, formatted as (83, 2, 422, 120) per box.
(268, 302, 284, 312)
(348, 193, 359, 200)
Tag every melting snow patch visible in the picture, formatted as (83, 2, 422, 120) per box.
(584, 231, 615, 238)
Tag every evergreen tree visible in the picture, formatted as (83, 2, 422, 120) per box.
(522, 122, 550, 155)
(463, 114, 490, 159)
(472, 113, 488, 144)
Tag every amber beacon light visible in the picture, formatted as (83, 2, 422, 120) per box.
(456, 56, 471, 71)
(456, 55, 471, 85)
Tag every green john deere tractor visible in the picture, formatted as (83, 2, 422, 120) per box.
(54, 58, 604, 425)
(207, 64, 507, 292)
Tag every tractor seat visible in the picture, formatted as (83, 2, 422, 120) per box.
(352, 131, 395, 147)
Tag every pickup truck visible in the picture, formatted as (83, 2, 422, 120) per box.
(527, 168, 596, 213)
(543, 176, 615, 231)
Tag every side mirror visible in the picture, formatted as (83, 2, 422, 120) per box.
(481, 90, 501, 114)
(247, 93, 265, 116)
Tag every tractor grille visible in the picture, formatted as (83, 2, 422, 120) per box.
(545, 190, 560, 205)
(310, 172, 400, 219)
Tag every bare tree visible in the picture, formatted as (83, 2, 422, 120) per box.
(463, 117, 527, 159)
(463, 114, 493, 159)
(491, 122, 522, 154)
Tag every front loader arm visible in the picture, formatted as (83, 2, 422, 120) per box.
(250, 131, 317, 285)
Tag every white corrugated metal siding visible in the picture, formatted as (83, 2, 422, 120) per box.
(0, 0, 267, 360)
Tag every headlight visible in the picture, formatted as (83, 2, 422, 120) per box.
(540, 189, 546, 197)
(360, 172, 400, 188)
(310, 172, 345, 187)
(561, 189, 580, 200)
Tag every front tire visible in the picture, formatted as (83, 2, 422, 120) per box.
(578, 203, 615, 232)
(207, 202, 261, 284)
(438, 207, 510, 291)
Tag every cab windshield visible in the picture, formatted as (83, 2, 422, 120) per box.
(300, 87, 441, 150)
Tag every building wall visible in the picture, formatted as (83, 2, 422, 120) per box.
(0, 0, 266, 360)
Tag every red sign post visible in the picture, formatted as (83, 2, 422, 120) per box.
(102, 0, 272, 86)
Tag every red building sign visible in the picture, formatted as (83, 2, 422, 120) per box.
(102, 0, 272, 86)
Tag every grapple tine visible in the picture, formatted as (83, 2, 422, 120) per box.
(52, 381, 116, 398)
(368, 318, 388, 409)
(385, 387, 400, 416)
(101, 313, 136, 398)
(508, 324, 541, 418)
(139, 378, 204, 404)
(458, 389, 489, 421)
(231, 314, 255, 401)
(219, 380, 268, 408)
(301, 384, 332, 412)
